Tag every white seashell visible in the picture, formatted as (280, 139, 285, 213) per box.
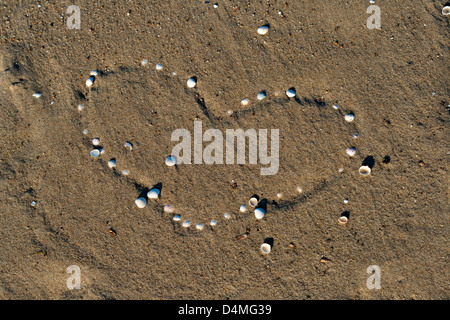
(353, 133, 359, 139)
(239, 205, 247, 213)
(254, 208, 265, 219)
(124, 142, 133, 150)
(297, 186, 303, 193)
(338, 168, 344, 173)
(257, 25, 269, 35)
(92, 138, 100, 146)
(90, 70, 99, 76)
(276, 193, 283, 199)
(443, 6, 450, 15)
(196, 223, 204, 230)
(86, 76, 95, 87)
(344, 198, 349, 204)
(147, 188, 160, 199)
(260, 243, 271, 254)
(332, 104, 339, 110)
(90, 149, 100, 158)
(164, 204, 175, 213)
(346, 147, 356, 157)
(344, 113, 355, 122)
(227, 109, 233, 115)
(224, 213, 231, 219)
(122, 170, 129, 175)
(187, 77, 197, 88)
(135, 197, 147, 208)
(32, 92, 42, 98)
(338, 216, 348, 225)
(108, 159, 116, 168)
(210, 220, 217, 226)
(241, 98, 249, 106)
(249, 197, 258, 207)
(141, 59, 148, 66)
(83, 129, 88, 135)
(359, 165, 371, 176)
(286, 88, 296, 98)
(182, 220, 190, 228)
(31, 201, 37, 206)
(165, 155, 177, 166)
(173, 215, 181, 221)
(257, 91, 267, 100)
(156, 64, 163, 70)
(78, 104, 84, 111)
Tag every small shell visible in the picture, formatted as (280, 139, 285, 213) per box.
(90, 149, 100, 158)
(135, 197, 147, 208)
(182, 220, 191, 228)
(124, 142, 133, 150)
(31, 201, 37, 206)
(196, 223, 204, 231)
(344, 198, 349, 204)
(254, 208, 265, 220)
(443, 6, 450, 15)
(163, 204, 175, 213)
(260, 243, 271, 254)
(165, 155, 177, 166)
(344, 113, 355, 122)
(86, 76, 95, 87)
(286, 88, 296, 98)
(338, 216, 348, 225)
(346, 147, 356, 157)
(241, 98, 249, 106)
(108, 159, 116, 168)
(83, 129, 88, 135)
(359, 165, 371, 176)
(210, 220, 217, 226)
(249, 197, 258, 207)
(239, 205, 247, 213)
(296, 186, 303, 193)
(92, 138, 100, 146)
(187, 77, 197, 88)
(141, 59, 148, 66)
(276, 193, 283, 199)
(32, 92, 42, 98)
(173, 215, 181, 221)
(257, 25, 269, 35)
(147, 188, 160, 199)
(224, 213, 231, 219)
(156, 64, 163, 70)
(90, 70, 99, 76)
(257, 91, 267, 101)
(78, 104, 84, 111)
(332, 104, 339, 110)
(122, 170, 129, 175)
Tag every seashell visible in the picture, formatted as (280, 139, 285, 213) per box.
(165, 155, 177, 166)
(90, 149, 100, 158)
(359, 165, 371, 176)
(83, 129, 88, 135)
(286, 88, 296, 98)
(124, 142, 133, 150)
(241, 98, 249, 106)
(156, 64, 163, 70)
(344, 113, 355, 122)
(346, 147, 356, 157)
(78, 104, 84, 111)
(249, 197, 258, 207)
(182, 220, 190, 228)
(276, 193, 283, 199)
(344, 198, 349, 204)
(108, 159, 116, 168)
(187, 77, 197, 88)
(338, 216, 348, 225)
(163, 204, 175, 213)
(141, 59, 148, 66)
(332, 104, 339, 110)
(32, 92, 42, 98)
(173, 215, 181, 221)
(224, 213, 231, 219)
(31, 201, 37, 206)
(210, 220, 217, 226)
(260, 243, 271, 254)
(297, 186, 303, 193)
(135, 197, 147, 208)
(92, 138, 100, 146)
(122, 170, 129, 175)
(147, 188, 160, 199)
(254, 208, 265, 220)
(90, 70, 99, 76)
(239, 205, 247, 213)
(196, 223, 204, 231)
(443, 6, 450, 15)
(257, 91, 267, 100)
(257, 25, 269, 35)
(353, 133, 359, 139)
(86, 76, 95, 87)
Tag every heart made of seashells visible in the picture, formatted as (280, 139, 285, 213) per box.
(79, 65, 360, 232)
